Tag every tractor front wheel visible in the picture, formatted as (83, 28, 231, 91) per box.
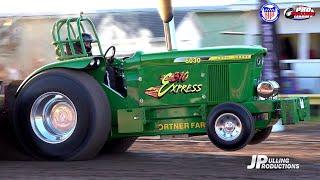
(13, 69, 111, 160)
(206, 103, 255, 151)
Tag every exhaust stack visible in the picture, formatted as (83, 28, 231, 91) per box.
(158, 0, 177, 50)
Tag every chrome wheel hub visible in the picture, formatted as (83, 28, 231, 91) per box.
(30, 92, 77, 144)
(215, 113, 242, 141)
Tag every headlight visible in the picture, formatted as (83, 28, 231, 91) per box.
(257, 80, 280, 98)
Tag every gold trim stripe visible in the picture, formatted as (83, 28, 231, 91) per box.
(208, 54, 252, 61)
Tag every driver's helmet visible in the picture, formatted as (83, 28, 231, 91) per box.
(80, 33, 93, 53)
(71, 32, 93, 55)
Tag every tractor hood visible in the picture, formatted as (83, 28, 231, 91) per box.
(140, 45, 267, 62)
(124, 45, 267, 68)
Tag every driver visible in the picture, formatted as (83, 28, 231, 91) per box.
(66, 32, 93, 56)
(79, 33, 93, 55)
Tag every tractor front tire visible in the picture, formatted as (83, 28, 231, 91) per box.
(100, 137, 137, 153)
(249, 126, 273, 145)
(206, 102, 255, 151)
(13, 69, 111, 160)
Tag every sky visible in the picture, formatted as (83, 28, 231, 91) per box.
(0, 0, 238, 16)
(1, 0, 316, 16)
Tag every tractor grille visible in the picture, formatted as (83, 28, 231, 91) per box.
(208, 64, 229, 102)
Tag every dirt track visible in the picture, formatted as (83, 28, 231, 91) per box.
(0, 122, 319, 179)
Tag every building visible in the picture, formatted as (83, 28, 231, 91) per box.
(176, 0, 320, 94)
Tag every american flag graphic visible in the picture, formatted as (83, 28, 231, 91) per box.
(262, 7, 276, 20)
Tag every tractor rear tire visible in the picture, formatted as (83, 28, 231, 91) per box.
(13, 69, 111, 160)
(249, 126, 273, 145)
(100, 137, 137, 153)
(206, 102, 255, 151)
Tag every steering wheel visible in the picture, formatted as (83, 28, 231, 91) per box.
(104, 46, 116, 63)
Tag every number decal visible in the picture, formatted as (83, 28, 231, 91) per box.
(185, 57, 201, 64)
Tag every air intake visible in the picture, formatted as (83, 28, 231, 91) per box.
(208, 64, 230, 102)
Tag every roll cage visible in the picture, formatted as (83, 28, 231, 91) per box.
(52, 16, 103, 60)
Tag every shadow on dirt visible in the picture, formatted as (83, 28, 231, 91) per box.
(0, 152, 318, 179)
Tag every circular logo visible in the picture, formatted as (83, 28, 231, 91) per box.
(284, 6, 316, 20)
(259, 3, 280, 23)
(284, 7, 294, 19)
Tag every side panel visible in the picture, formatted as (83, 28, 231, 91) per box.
(229, 62, 254, 102)
(118, 108, 145, 133)
(139, 64, 207, 106)
(114, 105, 207, 137)
(124, 69, 141, 108)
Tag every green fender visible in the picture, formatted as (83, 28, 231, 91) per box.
(16, 57, 93, 96)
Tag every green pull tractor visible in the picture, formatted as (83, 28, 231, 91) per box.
(3, 2, 310, 160)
